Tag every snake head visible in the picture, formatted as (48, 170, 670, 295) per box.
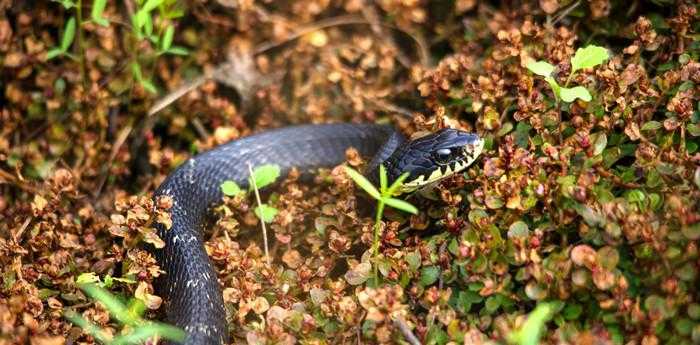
(383, 128, 484, 194)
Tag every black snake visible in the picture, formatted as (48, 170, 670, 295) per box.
(150, 123, 483, 344)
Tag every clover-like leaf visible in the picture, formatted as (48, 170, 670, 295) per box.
(526, 60, 555, 77)
(559, 86, 592, 102)
(221, 180, 243, 197)
(570, 45, 609, 74)
(254, 204, 278, 223)
(249, 164, 280, 190)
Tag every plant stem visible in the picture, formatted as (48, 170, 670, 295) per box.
(76, 0, 87, 91)
(372, 201, 385, 257)
(564, 71, 574, 88)
(248, 163, 270, 266)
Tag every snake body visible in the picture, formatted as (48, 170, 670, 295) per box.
(150, 123, 482, 344)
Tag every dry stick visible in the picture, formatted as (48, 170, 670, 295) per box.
(247, 162, 270, 266)
(94, 124, 132, 197)
(552, 0, 581, 25)
(360, 3, 411, 69)
(393, 316, 422, 345)
(148, 14, 429, 117)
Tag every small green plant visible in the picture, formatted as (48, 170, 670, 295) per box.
(343, 165, 418, 256)
(507, 302, 554, 345)
(77, 272, 136, 288)
(64, 283, 185, 344)
(46, 16, 77, 60)
(526, 45, 609, 103)
(48, 0, 188, 93)
(220, 164, 282, 223)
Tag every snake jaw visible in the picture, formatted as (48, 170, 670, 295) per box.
(394, 130, 484, 194)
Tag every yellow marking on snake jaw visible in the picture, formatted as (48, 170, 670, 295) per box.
(397, 138, 484, 194)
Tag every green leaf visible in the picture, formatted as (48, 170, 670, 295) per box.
(141, 0, 163, 13)
(559, 86, 592, 102)
(386, 171, 411, 196)
(46, 48, 64, 60)
(507, 221, 529, 238)
(592, 132, 608, 156)
(249, 164, 280, 190)
(221, 180, 243, 196)
(55, 0, 76, 9)
(642, 121, 662, 131)
(379, 164, 388, 194)
(161, 25, 174, 51)
(60, 16, 76, 52)
(405, 251, 421, 270)
(383, 197, 418, 214)
(344, 166, 380, 200)
(420, 266, 440, 286)
(526, 60, 555, 77)
(570, 45, 609, 74)
(507, 303, 554, 345)
(687, 123, 700, 137)
(254, 204, 278, 223)
(90, 0, 109, 26)
(626, 189, 646, 205)
(76, 272, 101, 285)
(563, 303, 583, 320)
(165, 46, 189, 56)
(485, 295, 501, 313)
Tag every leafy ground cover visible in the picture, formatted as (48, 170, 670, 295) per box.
(0, 0, 699, 344)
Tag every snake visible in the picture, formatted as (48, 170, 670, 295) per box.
(150, 123, 484, 344)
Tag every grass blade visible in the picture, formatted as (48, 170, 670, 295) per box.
(91, 0, 109, 26)
(60, 16, 76, 52)
(383, 197, 418, 214)
(344, 166, 380, 200)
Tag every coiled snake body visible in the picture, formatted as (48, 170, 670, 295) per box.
(151, 123, 483, 344)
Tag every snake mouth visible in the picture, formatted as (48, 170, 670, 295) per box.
(397, 134, 484, 193)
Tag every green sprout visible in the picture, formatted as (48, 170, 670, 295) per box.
(64, 282, 185, 344)
(220, 164, 282, 265)
(220, 164, 281, 223)
(46, 16, 77, 60)
(526, 45, 609, 103)
(507, 302, 555, 345)
(343, 165, 418, 257)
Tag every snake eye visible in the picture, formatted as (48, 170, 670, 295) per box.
(434, 148, 452, 164)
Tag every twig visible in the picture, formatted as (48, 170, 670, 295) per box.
(93, 123, 132, 197)
(247, 162, 270, 266)
(0, 168, 40, 194)
(364, 97, 415, 119)
(191, 118, 211, 140)
(147, 73, 209, 117)
(393, 316, 421, 345)
(360, 3, 411, 69)
(552, 0, 581, 25)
